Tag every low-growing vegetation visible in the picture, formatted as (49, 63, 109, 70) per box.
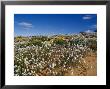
(14, 32, 97, 76)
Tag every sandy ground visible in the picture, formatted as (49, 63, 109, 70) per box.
(35, 52, 97, 76)
(65, 52, 97, 76)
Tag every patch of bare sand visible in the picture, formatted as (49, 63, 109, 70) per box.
(65, 52, 97, 76)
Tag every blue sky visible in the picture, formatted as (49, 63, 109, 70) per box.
(14, 14, 97, 36)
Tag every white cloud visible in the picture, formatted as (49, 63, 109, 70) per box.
(18, 22, 33, 29)
(88, 24, 97, 29)
(83, 15, 92, 20)
(85, 29, 93, 33)
(92, 24, 97, 28)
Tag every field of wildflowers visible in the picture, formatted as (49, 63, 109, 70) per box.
(14, 32, 97, 76)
